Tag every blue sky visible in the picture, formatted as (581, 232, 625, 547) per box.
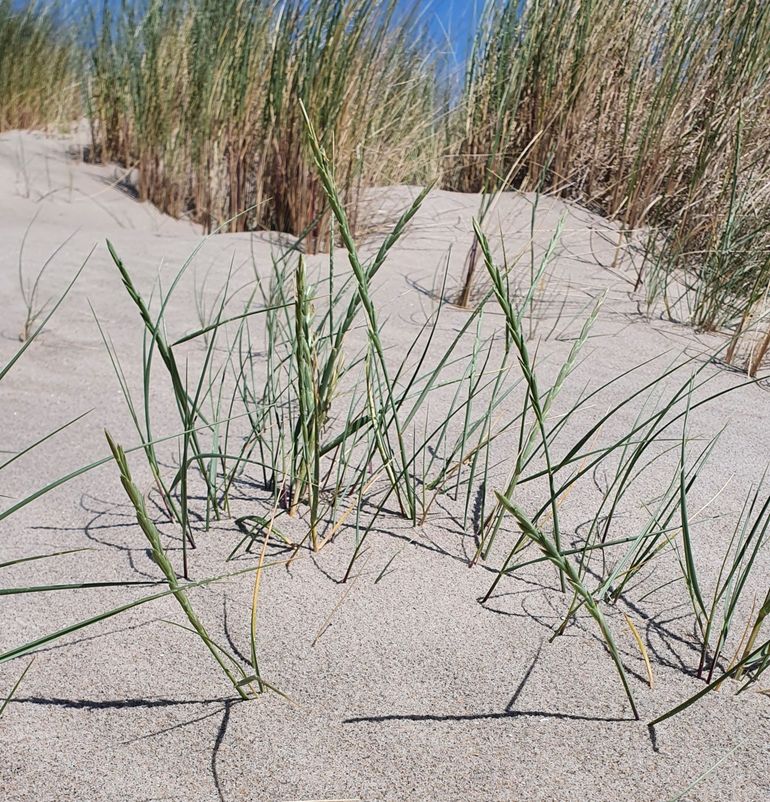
(415, 0, 485, 64)
(420, 0, 481, 38)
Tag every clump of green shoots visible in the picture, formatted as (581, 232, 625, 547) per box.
(105, 430, 257, 699)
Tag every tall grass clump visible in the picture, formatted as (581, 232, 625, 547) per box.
(448, 0, 770, 366)
(0, 1, 80, 132)
(87, 0, 439, 250)
(449, 0, 770, 229)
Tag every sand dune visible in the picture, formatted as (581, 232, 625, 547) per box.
(1, 130, 769, 802)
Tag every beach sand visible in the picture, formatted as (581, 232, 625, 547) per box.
(1, 130, 769, 802)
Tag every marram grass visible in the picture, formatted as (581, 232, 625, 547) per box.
(4, 0, 770, 369)
(0, 0, 80, 132)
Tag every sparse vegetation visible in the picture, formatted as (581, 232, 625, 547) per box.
(6, 138, 764, 723)
(1, 2, 770, 797)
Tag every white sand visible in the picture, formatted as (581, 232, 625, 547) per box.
(1, 130, 769, 802)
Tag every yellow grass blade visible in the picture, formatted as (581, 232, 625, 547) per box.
(624, 612, 654, 689)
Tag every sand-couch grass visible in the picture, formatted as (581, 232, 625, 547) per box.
(2, 159, 768, 724)
(0, 248, 287, 707)
(2, 0, 770, 721)
(62, 112, 764, 723)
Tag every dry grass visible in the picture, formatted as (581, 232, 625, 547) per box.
(87, 0, 439, 251)
(2, 0, 770, 370)
(448, 0, 770, 372)
(0, 0, 80, 132)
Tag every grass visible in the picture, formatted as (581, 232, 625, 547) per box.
(105, 430, 256, 699)
(0, 246, 279, 700)
(447, 0, 770, 370)
(8, 199, 765, 734)
(2, 0, 770, 765)
(495, 492, 639, 719)
(86, 0, 438, 251)
(16, 213, 79, 341)
(3, 0, 770, 370)
(0, 251, 144, 708)
(66, 131, 762, 725)
(0, 0, 80, 132)
(0, 657, 33, 720)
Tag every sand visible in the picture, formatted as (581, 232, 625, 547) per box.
(1, 129, 769, 802)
